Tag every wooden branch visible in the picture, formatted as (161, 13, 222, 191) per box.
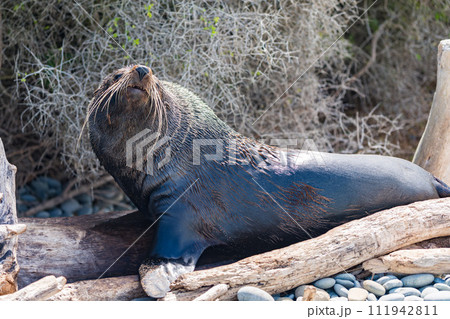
(17, 210, 154, 287)
(362, 248, 450, 274)
(193, 284, 229, 301)
(0, 275, 66, 301)
(413, 39, 450, 183)
(167, 198, 450, 300)
(49, 275, 146, 301)
(0, 138, 21, 295)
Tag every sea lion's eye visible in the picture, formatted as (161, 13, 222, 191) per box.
(114, 74, 123, 81)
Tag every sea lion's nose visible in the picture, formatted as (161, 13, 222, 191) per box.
(135, 66, 149, 81)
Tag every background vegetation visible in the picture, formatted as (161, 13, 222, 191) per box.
(0, 0, 449, 187)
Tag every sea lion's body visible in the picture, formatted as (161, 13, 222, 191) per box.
(88, 65, 450, 298)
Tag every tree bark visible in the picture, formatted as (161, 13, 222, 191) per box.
(413, 39, 450, 183)
(164, 198, 450, 300)
(362, 248, 450, 274)
(0, 138, 23, 295)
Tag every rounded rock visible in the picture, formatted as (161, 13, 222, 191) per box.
(353, 280, 362, 288)
(401, 274, 434, 288)
(367, 293, 377, 301)
(363, 280, 385, 296)
(434, 283, 450, 291)
(49, 208, 63, 217)
(434, 277, 445, 284)
(446, 278, 450, 286)
(421, 287, 439, 298)
(379, 293, 405, 301)
(21, 194, 38, 203)
(77, 205, 93, 216)
(404, 295, 423, 301)
(383, 279, 403, 290)
(276, 297, 294, 301)
(336, 279, 354, 289)
(389, 287, 421, 297)
(376, 275, 398, 285)
(348, 288, 368, 301)
(61, 199, 82, 215)
(294, 285, 310, 298)
(131, 297, 154, 301)
(296, 297, 303, 301)
(314, 278, 336, 290)
(35, 211, 50, 218)
(419, 285, 434, 292)
(423, 291, 450, 301)
(335, 273, 356, 282)
(333, 284, 349, 298)
(76, 193, 93, 205)
(330, 297, 348, 301)
(328, 291, 338, 298)
(313, 289, 330, 301)
(237, 287, 274, 301)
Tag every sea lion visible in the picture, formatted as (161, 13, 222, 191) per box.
(88, 64, 450, 298)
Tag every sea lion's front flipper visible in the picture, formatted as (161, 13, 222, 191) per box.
(139, 257, 195, 298)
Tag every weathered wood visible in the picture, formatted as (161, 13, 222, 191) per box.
(49, 275, 146, 301)
(362, 248, 450, 275)
(0, 138, 21, 295)
(167, 198, 450, 300)
(0, 275, 66, 301)
(17, 210, 154, 288)
(413, 39, 450, 183)
(193, 284, 229, 301)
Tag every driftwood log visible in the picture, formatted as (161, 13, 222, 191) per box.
(362, 248, 450, 275)
(0, 275, 66, 301)
(163, 198, 450, 300)
(0, 138, 26, 295)
(413, 39, 450, 183)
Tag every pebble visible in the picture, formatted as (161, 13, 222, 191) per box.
(347, 288, 368, 301)
(328, 291, 338, 298)
(335, 273, 356, 281)
(294, 285, 309, 298)
(401, 274, 434, 288)
(314, 278, 335, 290)
(30, 180, 49, 201)
(237, 286, 274, 301)
(49, 208, 63, 217)
(335, 279, 354, 289)
(434, 283, 450, 291)
(131, 297, 154, 301)
(17, 204, 28, 213)
(376, 275, 397, 285)
(35, 211, 50, 218)
(333, 284, 348, 298)
(383, 279, 403, 290)
(76, 193, 93, 205)
(21, 194, 38, 202)
(276, 297, 293, 301)
(419, 285, 434, 292)
(367, 293, 377, 301)
(296, 297, 302, 301)
(404, 295, 423, 301)
(421, 287, 439, 298)
(40, 177, 62, 190)
(446, 278, 450, 286)
(353, 280, 362, 288)
(363, 280, 385, 296)
(434, 277, 445, 284)
(423, 291, 450, 301)
(379, 293, 405, 301)
(330, 297, 348, 301)
(389, 287, 421, 297)
(77, 205, 93, 216)
(61, 199, 82, 215)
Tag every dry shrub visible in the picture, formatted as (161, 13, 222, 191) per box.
(0, 0, 448, 185)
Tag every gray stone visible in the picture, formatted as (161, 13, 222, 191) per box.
(446, 278, 450, 286)
(40, 177, 62, 190)
(353, 280, 362, 288)
(30, 180, 49, 201)
(333, 284, 349, 297)
(389, 287, 421, 297)
(434, 283, 450, 291)
(419, 285, 434, 292)
(363, 280, 385, 296)
(404, 295, 423, 301)
(49, 208, 63, 217)
(76, 193, 93, 205)
(367, 293, 377, 301)
(77, 205, 93, 216)
(330, 297, 348, 301)
(328, 291, 338, 298)
(336, 279, 354, 289)
(21, 194, 38, 202)
(423, 291, 450, 301)
(312, 289, 330, 301)
(131, 297, 154, 301)
(61, 199, 82, 215)
(294, 285, 310, 298)
(296, 297, 303, 301)
(383, 279, 403, 290)
(314, 278, 335, 290)
(348, 288, 368, 301)
(17, 204, 28, 213)
(276, 297, 294, 301)
(379, 293, 405, 301)
(35, 211, 50, 218)
(335, 273, 356, 281)
(237, 286, 274, 301)
(401, 274, 434, 288)
(434, 277, 445, 284)
(421, 287, 439, 298)
(376, 275, 398, 285)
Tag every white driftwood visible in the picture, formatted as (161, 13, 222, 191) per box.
(166, 198, 450, 300)
(49, 275, 146, 301)
(362, 248, 450, 274)
(0, 275, 66, 301)
(0, 138, 21, 295)
(413, 39, 450, 183)
(193, 284, 229, 301)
